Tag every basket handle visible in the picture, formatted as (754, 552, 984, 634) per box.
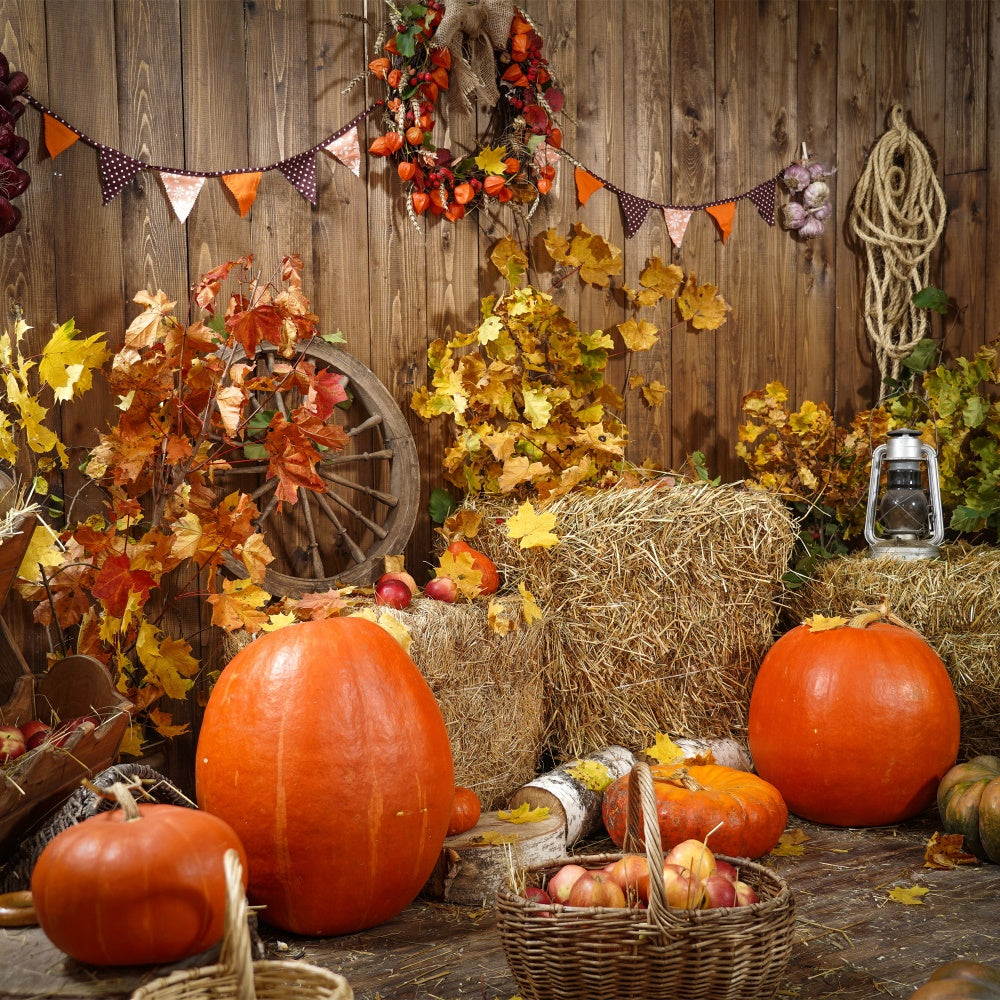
(621, 761, 671, 926)
(219, 849, 257, 1000)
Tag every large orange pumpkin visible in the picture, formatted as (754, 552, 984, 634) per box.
(748, 613, 960, 827)
(601, 763, 788, 859)
(196, 617, 454, 936)
(31, 782, 246, 966)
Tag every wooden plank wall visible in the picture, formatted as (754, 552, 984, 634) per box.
(0, 0, 995, 780)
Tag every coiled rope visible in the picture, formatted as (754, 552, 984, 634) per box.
(848, 105, 947, 383)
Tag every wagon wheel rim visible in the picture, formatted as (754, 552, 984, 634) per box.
(215, 340, 420, 597)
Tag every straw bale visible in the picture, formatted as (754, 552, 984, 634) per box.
(459, 481, 796, 761)
(376, 597, 546, 809)
(787, 544, 1000, 758)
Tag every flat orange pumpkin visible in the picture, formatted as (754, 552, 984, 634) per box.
(601, 763, 788, 859)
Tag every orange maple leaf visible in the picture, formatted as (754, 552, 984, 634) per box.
(226, 302, 284, 358)
(293, 588, 348, 620)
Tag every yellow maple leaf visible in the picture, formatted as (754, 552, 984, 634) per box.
(436, 549, 484, 600)
(351, 608, 413, 652)
(565, 759, 613, 792)
(623, 285, 663, 308)
(147, 706, 191, 739)
(38, 319, 110, 401)
(640, 257, 685, 298)
(644, 732, 687, 765)
(542, 227, 576, 266)
(117, 722, 145, 757)
(488, 599, 516, 634)
(803, 613, 849, 632)
(477, 315, 505, 345)
(887, 885, 930, 905)
(518, 581, 543, 624)
(617, 318, 660, 351)
(208, 578, 272, 632)
(677, 275, 730, 330)
(261, 611, 299, 631)
(475, 144, 508, 175)
(238, 532, 274, 584)
(771, 829, 810, 857)
(506, 501, 559, 549)
(126, 289, 180, 349)
(497, 802, 551, 824)
(135, 623, 199, 701)
(16, 522, 65, 583)
(641, 380, 668, 407)
(490, 236, 528, 286)
(440, 508, 484, 540)
(384, 554, 408, 574)
(498, 455, 550, 494)
(521, 385, 553, 429)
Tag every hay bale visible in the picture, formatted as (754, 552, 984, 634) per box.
(376, 598, 546, 810)
(787, 545, 1000, 759)
(460, 481, 796, 760)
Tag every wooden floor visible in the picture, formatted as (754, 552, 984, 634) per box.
(2, 808, 999, 1000)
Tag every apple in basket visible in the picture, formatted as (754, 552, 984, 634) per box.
(661, 863, 706, 909)
(702, 872, 738, 909)
(734, 881, 759, 906)
(547, 863, 587, 903)
(606, 854, 650, 905)
(0, 725, 26, 763)
(19, 719, 52, 750)
(566, 872, 626, 908)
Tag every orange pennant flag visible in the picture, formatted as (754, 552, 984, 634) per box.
(44, 114, 79, 159)
(222, 172, 262, 217)
(574, 166, 604, 207)
(706, 202, 736, 244)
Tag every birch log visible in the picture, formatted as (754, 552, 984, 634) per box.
(506, 746, 636, 845)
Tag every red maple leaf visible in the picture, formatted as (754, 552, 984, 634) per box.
(91, 553, 157, 618)
(263, 414, 325, 504)
(307, 368, 349, 420)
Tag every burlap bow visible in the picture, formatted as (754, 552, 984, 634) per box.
(433, 0, 515, 123)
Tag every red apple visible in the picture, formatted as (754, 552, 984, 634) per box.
(523, 886, 552, 905)
(702, 872, 738, 909)
(665, 838, 716, 881)
(0, 725, 26, 763)
(19, 719, 52, 750)
(567, 871, 626, 908)
(607, 854, 650, 905)
(661, 862, 706, 909)
(547, 863, 587, 903)
(374, 576, 412, 609)
(733, 880, 758, 906)
(423, 575, 458, 603)
(713, 859, 740, 883)
(378, 571, 419, 596)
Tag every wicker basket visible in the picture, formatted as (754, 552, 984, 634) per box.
(130, 850, 352, 1000)
(496, 761, 796, 1000)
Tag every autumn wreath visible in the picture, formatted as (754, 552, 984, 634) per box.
(367, 0, 563, 222)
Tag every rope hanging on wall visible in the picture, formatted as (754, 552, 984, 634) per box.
(848, 104, 947, 384)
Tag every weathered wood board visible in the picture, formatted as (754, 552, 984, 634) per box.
(2, 809, 1000, 1000)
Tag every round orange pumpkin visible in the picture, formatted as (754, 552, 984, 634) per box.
(748, 614, 960, 827)
(196, 617, 454, 936)
(447, 786, 481, 835)
(31, 783, 246, 966)
(446, 540, 500, 595)
(601, 762, 788, 859)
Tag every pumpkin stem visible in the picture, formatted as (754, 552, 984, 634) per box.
(847, 601, 914, 631)
(653, 765, 704, 792)
(81, 778, 144, 821)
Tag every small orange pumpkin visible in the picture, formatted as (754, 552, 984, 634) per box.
(910, 960, 1000, 998)
(446, 540, 499, 595)
(447, 786, 481, 836)
(602, 763, 788, 860)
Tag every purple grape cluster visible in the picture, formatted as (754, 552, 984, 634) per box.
(0, 52, 30, 236)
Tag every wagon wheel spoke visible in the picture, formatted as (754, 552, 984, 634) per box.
(317, 468, 399, 509)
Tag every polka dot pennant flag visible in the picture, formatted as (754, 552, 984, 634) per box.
(97, 146, 143, 205)
(617, 190, 653, 238)
(663, 207, 692, 248)
(325, 127, 361, 177)
(747, 177, 777, 225)
(278, 151, 317, 205)
(160, 172, 205, 223)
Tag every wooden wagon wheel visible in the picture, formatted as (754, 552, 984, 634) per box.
(216, 341, 420, 597)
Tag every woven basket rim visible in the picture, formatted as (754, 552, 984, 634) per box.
(131, 958, 352, 999)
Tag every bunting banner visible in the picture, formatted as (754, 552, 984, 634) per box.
(26, 95, 382, 219)
(569, 147, 782, 245)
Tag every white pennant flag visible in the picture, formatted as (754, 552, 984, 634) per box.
(325, 127, 361, 177)
(663, 207, 692, 248)
(160, 172, 206, 222)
